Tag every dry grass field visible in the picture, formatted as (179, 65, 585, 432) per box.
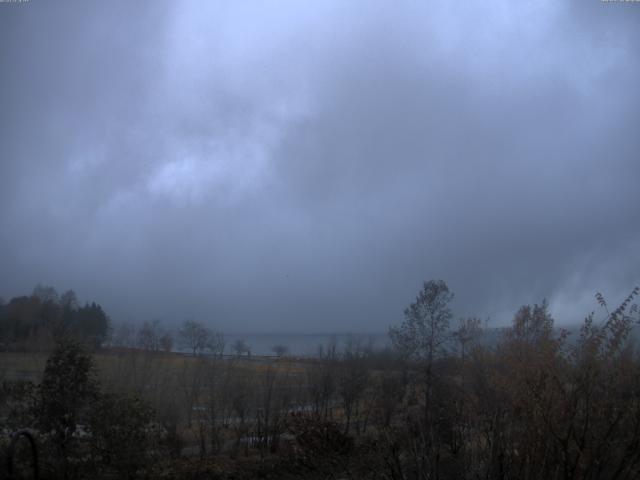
(0, 348, 308, 387)
(0, 351, 48, 382)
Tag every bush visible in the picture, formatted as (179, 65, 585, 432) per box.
(88, 394, 160, 479)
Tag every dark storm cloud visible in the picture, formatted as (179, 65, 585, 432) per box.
(1, 1, 639, 332)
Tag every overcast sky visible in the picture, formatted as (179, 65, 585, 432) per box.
(1, 1, 639, 333)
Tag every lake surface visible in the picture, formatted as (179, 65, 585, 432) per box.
(221, 332, 390, 356)
(199, 324, 640, 357)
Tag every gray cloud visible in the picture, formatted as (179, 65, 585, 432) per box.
(1, 0, 639, 332)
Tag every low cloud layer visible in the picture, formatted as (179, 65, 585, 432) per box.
(1, 1, 639, 332)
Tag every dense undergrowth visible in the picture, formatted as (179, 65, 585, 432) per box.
(2, 282, 640, 479)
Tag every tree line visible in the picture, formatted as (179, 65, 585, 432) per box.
(1, 280, 640, 479)
(0, 285, 110, 349)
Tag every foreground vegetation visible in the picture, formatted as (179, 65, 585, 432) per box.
(1, 281, 640, 479)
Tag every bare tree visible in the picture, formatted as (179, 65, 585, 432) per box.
(207, 330, 226, 358)
(271, 344, 288, 357)
(232, 339, 250, 358)
(179, 319, 212, 356)
(389, 280, 453, 416)
(307, 340, 339, 420)
(159, 332, 173, 353)
(111, 321, 135, 348)
(338, 338, 369, 435)
(32, 284, 59, 303)
(388, 279, 453, 478)
(229, 368, 252, 457)
(137, 320, 161, 351)
(178, 356, 207, 429)
(453, 316, 483, 361)
(60, 290, 78, 310)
